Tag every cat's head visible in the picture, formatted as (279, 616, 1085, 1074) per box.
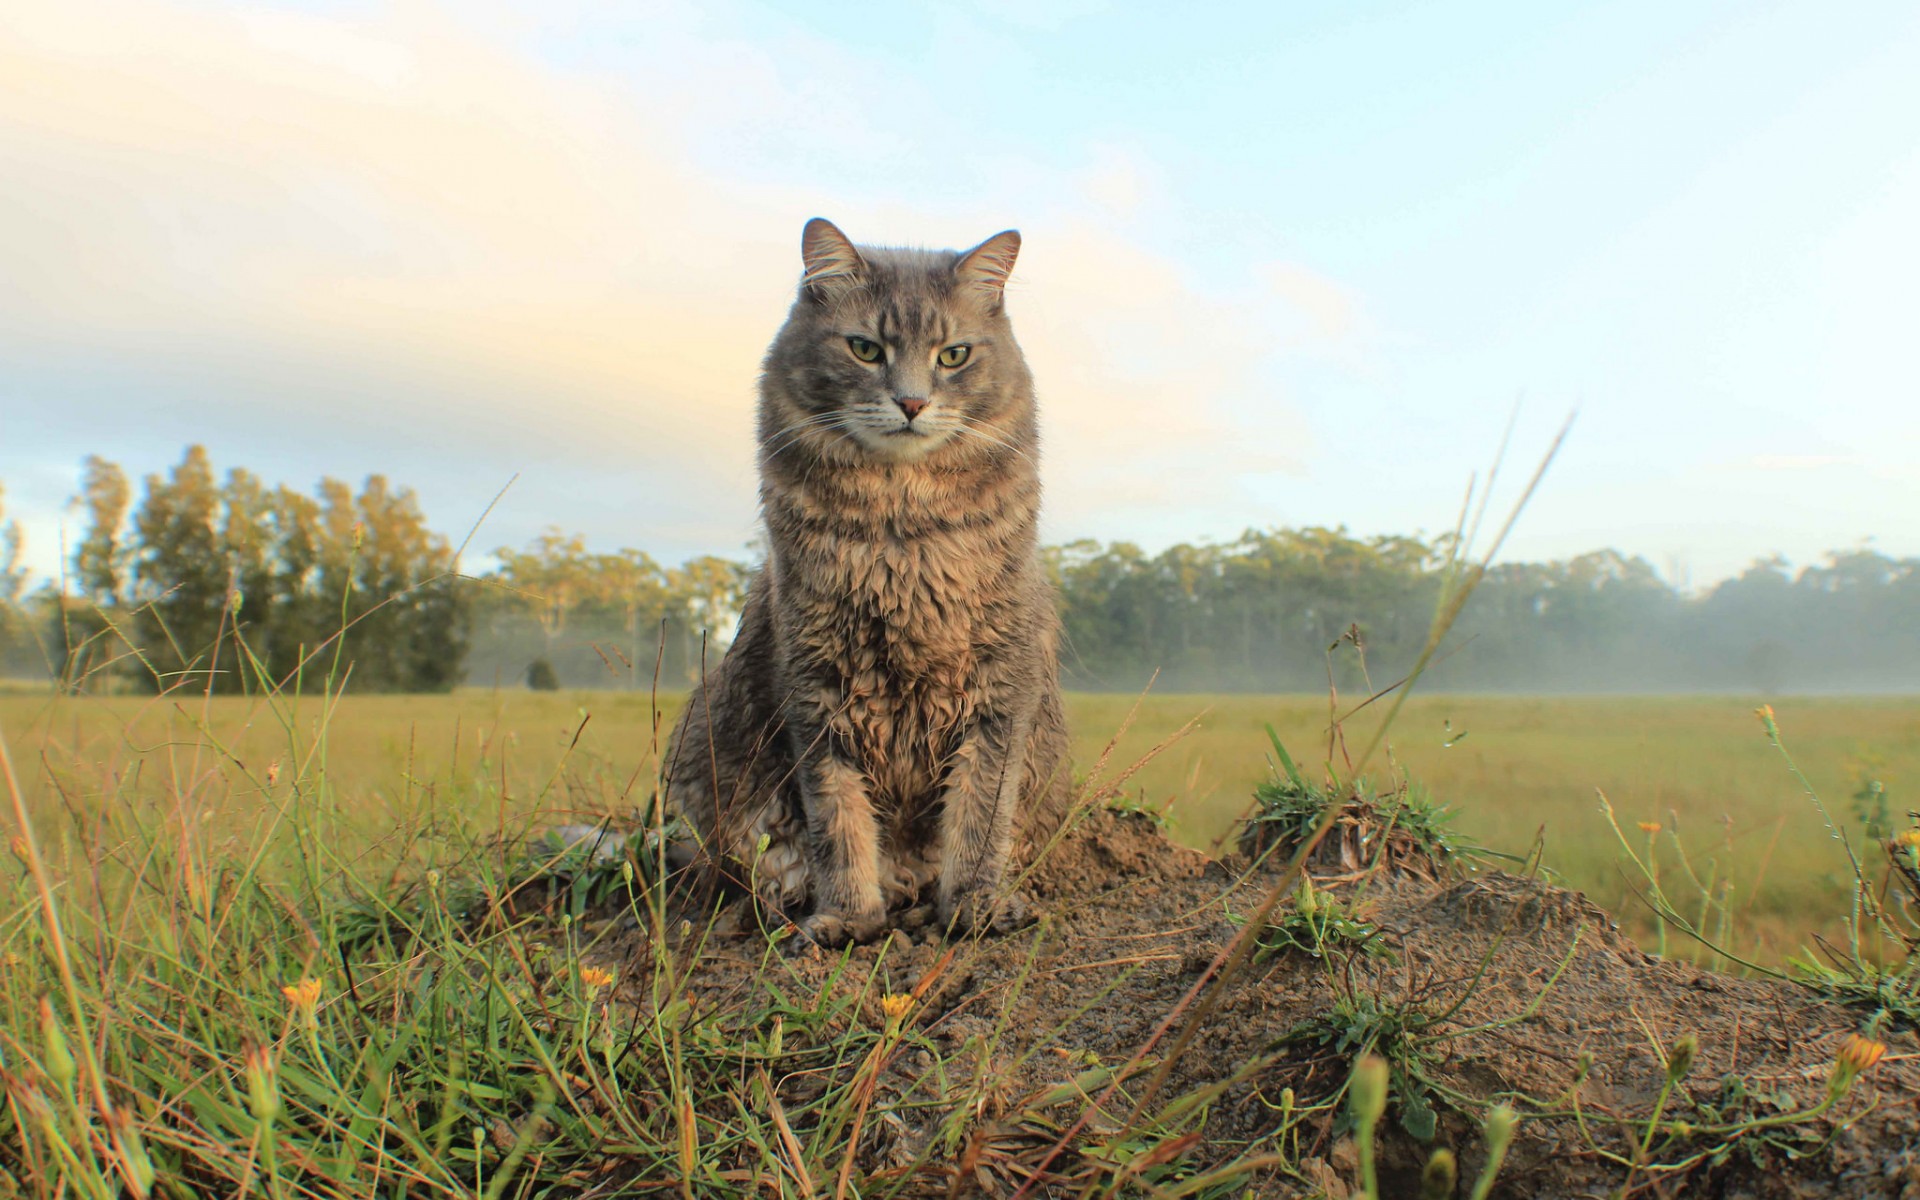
(761, 218, 1032, 466)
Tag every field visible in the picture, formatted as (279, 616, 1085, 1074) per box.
(6, 687, 1914, 960)
(3, 683, 1916, 1197)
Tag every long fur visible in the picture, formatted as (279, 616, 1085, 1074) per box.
(663, 219, 1069, 946)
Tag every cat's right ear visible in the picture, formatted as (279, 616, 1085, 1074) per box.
(800, 218, 865, 300)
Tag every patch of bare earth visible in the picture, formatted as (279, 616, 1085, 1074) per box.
(615, 812, 1920, 1198)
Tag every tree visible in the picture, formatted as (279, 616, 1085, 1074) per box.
(0, 485, 33, 676)
(60, 456, 136, 690)
(132, 445, 229, 691)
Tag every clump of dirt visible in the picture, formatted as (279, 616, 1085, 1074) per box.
(615, 811, 1920, 1198)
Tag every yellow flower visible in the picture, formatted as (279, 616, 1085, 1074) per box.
(281, 977, 322, 1011)
(244, 1044, 280, 1123)
(1893, 829, 1920, 849)
(580, 967, 615, 993)
(1638, 821, 1662, 835)
(1755, 704, 1775, 723)
(880, 993, 914, 1031)
(1838, 1033, 1887, 1074)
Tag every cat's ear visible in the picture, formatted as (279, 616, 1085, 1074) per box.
(955, 230, 1021, 303)
(800, 218, 865, 298)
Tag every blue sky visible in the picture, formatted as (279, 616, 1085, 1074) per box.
(3, 0, 1917, 588)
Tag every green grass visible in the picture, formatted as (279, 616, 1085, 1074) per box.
(6, 688, 1914, 959)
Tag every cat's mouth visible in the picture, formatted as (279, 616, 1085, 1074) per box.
(857, 420, 950, 462)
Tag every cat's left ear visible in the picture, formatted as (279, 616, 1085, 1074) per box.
(955, 230, 1021, 305)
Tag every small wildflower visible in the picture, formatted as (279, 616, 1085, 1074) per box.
(1665, 1034, 1698, 1082)
(38, 996, 75, 1089)
(1755, 704, 1776, 728)
(281, 977, 323, 1032)
(1838, 1033, 1887, 1074)
(1893, 829, 1920, 849)
(1420, 1149, 1457, 1200)
(1294, 876, 1318, 918)
(9, 835, 27, 861)
(265, 760, 281, 786)
(14, 1084, 55, 1139)
(1483, 1104, 1518, 1159)
(1826, 1033, 1888, 1099)
(880, 992, 915, 1033)
(1573, 1050, 1594, 1084)
(245, 1044, 280, 1123)
(107, 1109, 156, 1193)
(281, 977, 323, 1010)
(580, 966, 615, 995)
(1350, 1055, 1389, 1127)
(1638, 821, 1661, 835)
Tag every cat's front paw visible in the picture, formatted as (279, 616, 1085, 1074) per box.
(938, 889, 1033, 939)
(793, 906, 889, 951)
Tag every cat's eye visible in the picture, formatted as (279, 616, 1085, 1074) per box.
(938, 344, 971, 368)
(847, 336, 883, 363)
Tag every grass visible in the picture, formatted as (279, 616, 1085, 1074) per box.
(7, 687, 1913, 960)
(1, 678, 1907, 1195)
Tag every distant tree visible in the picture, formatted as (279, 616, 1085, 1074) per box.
(60, 456, 136, 690)
(131, 445, 230, 691)
(0, 485, 32, 675)
(43, 447, 472, 695)
(526, 658, 560, 691)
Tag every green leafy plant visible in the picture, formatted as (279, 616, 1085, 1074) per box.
(1238, 729, 1460, 877)
(1252, 877, 1391, 962)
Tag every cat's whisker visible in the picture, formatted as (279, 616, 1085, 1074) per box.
(954, 422, 1035, 468)
(763, 412, 852, 460)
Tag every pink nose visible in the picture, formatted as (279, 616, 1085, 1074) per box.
(896, 396, 929, 420)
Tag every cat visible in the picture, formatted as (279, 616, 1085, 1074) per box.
(663, 217, 1070, 948)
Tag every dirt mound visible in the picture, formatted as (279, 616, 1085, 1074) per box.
(624, 812, 1919, 1198)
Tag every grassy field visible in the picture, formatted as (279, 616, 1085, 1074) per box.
(5, 686, 1913, 960)
(2, 683, 1912, 1196)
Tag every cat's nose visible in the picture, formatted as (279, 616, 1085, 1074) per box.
(895, 396, 929, 421)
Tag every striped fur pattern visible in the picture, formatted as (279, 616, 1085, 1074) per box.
(664, 218, 1069, 947)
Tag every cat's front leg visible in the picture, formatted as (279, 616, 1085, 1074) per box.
(795, 750, 889, 948)
(936, 704, 1034, 937)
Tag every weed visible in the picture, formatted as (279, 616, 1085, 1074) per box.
(1606, 706, 1920, 1028)
(1249, 877, 1391, 962)
(1238, 729, 1460, 878)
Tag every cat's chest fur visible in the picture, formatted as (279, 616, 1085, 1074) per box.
(771, 511, 1022, 805)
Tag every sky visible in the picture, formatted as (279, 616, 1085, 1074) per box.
(2, 0, 1918, 590)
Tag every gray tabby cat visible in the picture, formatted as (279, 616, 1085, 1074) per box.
(664, 217, 1069, 948)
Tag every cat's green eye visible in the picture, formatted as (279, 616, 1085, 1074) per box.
(938, 344, 971, 368)
(847, 336, 883, 363)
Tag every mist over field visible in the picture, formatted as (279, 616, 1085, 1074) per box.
(4, 444, 1917, 697)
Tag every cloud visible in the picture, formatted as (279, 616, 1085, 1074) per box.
(0, 0, 1339, 577)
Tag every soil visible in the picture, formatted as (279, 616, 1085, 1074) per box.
(610, 812, 1920, 1199)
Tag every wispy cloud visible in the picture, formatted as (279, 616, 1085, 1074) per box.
(0, 0, 1346, 577)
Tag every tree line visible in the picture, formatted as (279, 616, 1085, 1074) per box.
(1, 448, 1914, 694)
